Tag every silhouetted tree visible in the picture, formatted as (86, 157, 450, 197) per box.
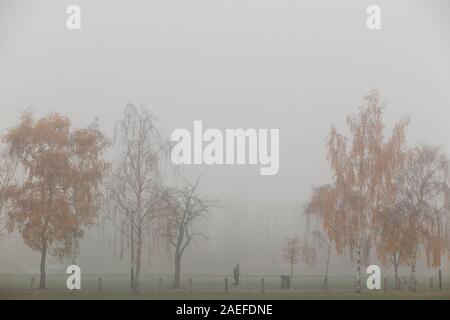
(282, 236, 315, 291)
(160, 175, 221, 289)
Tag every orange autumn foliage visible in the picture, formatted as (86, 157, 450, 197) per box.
(3, 112, 109, 288)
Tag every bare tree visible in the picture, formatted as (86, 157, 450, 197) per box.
(159, 175, 221, 289)
(106, 104, 167, 292)
(282, 236, 315, 291)
(395, 145, 450, 291)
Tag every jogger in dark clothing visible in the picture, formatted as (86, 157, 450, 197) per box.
(233, 264, 240, 288)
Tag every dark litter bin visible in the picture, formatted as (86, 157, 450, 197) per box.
(280, 275, 291, 289)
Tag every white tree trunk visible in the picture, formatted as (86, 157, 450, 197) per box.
(290, 262, 294, 292)
(356, 239, 362, 293)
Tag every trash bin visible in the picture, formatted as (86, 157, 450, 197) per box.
(280, 275, 291, 289)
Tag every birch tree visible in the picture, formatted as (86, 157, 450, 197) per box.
(106, 104, 167, 292)
(326, 89, 408, 292)
(4, 112, 109, 289)
(372, 116, 410, 290)
(304, 185, 346, 291)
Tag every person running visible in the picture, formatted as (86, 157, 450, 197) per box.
(233, 264, 240, 289)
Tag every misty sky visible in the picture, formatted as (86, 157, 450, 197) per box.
(0, 0, 449, 275)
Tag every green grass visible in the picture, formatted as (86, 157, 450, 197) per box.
(2, 274, 449, 292)
(1, 290, 450, 300)
(2, 273, 450, 300)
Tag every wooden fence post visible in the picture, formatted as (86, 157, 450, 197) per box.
(261, 278, 265, 294)
(158, 278, 162, 294)
(188, 278, 192, 293)
(225, 278, 228, 293)
(383, 278, 387, 293)
(98, 277, 102, 293)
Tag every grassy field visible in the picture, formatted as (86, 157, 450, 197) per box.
(2, 273, 449, 291)
(2, 273, 450, 300)
(1, 289, 450, 300)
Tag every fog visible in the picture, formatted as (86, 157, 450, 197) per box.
(0, 0, 449, 277)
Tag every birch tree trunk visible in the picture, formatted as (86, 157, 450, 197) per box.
(356, 239, 362, 293)
(130, 222, 134, 290)
(324, 244, 331, 293)
(410, 248, 417, 291)
(290, 262, 294, 292)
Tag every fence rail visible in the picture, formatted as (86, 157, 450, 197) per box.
(1, 273, 449, 292)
